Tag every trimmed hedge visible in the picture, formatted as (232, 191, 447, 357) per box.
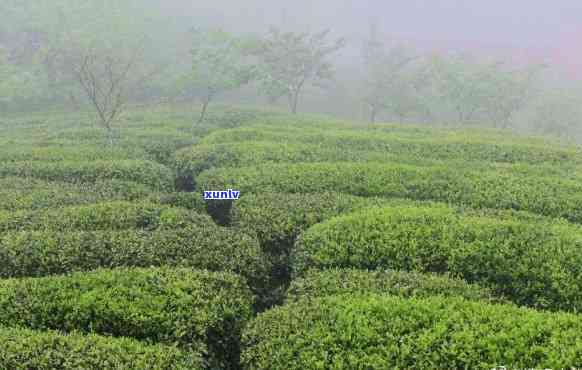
(155, 192, 207, 213)
(231, 192, 410, 253)
(231, 193, 545, 255)
(0, 160, 174, 191)
(0, 217, 270, 295)
(0, 326, 201, 369)
(230, 193, 424, 307)
(293, 206, 582, 311)
(0, 145, 145, 162)
(197, 162, 582, 223)
(177, 126, 579, 191)
(173, 141, 441, 183)
(286, 268, 501, 303)
(242, 295, 582, 369)
(0, 177, 153, 211)
(0, 268, 253, 369)
(0, 201, 206, 232)
(199, 125, 579, 165)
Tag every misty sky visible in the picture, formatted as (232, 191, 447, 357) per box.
(351, 0, 581, 48)
(164, 1, 581, 47)
(157, 1, 582, 77)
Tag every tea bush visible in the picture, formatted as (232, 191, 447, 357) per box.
(5, 105, 582, 369)
(0, 145, 146, 162)
(229, 193, 419, 305)
(293, 205, 582, 311)
(0, 221, 270, 294)
(198, 162, 582, 223)
(0, 326, 201, 369)
(286, 268, 501, 303)
(0, 201, 208, 232)
(231, 192, 410, 253)
(173, 141, 444, 183)
(0, 268, 252, 369)
(0, 160, 174, 191)
(200, 125, 580, 165)
(0, 177, 153, 211)
(155, 191, 207, 213)
(242, 295, 582, 369)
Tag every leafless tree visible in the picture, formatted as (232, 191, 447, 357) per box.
(68, 41, 159, 145)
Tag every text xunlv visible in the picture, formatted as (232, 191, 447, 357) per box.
(203, 189, 241, 200)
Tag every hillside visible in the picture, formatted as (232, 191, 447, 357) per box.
(0, 105, 581, 369)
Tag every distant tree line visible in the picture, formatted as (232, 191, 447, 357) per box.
(1, 0, 581, 143)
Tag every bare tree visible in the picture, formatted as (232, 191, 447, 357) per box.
(66, 40, 160, 145)
(48, 3, 164, 145)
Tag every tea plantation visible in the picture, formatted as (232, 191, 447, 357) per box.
(1, 105, 581, 369)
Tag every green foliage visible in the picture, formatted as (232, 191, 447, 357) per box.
(251, 27, 345, 113)
(293, 206, 582, 311)
(0, 326, 201, 370)
(361, 25, 424, 123)
(479, 64, 541, 128)
(173, 141, 435, 189)
(4, 0, 154, 50)
(0, 145, 146, 163)
(241, 295, 582, 369)
(0, 0, 166, 112)
(0, 267, 252, 369)
(197, 161, 582, 223)
(0, 48, 45, 105)
(181, 29, 254, 110)
(174, 141, 438, 183)
(4, 103, 582, 368)
(0, 177, 152, 211)
(229, 192, 412, 307)
(232, 192, 408, 253)
(525, 87, 582, 139)
(428, 55, 497, 124)
(0, 219, 270, 295)
(141, 137, 196, 165)
(286, 268, 501, 303)
(0, 160, 174, 191)
(198, 124, 579, 166)
(155, 192, 207, 213)
(0, 201, 207, 232)
(427, 55, 540, 126)
(176, 136, 578, 186)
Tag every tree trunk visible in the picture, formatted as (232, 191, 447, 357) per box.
(499, 118, 511, 129)
(193, 96, 211, 132)
(289, 86, 302, 114)
(198, 100, 209, 124)
(370, 106, 377, 124)
(291, 92, 299, 114)
(458, 111, 466, 125)
(398, 113, 405, 124)
(68, 91, 81, 112)
(106, 126, 114, 146)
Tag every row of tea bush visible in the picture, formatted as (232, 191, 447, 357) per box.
(198, 161, 582, 223)
(292, 205, 582, 312)
(0, 267, 251, 369)
(242, 294, 582, 369)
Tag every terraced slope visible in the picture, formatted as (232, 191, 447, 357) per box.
(1, 105, 581, 369)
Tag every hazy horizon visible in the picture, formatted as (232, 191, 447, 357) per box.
(158, 0, 582, 78)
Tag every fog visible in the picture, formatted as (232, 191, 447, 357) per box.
(3, 0, 582, 139)
(164, 0, 582, 71)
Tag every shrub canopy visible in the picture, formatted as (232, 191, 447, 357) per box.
(242, 294, 582, 369)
